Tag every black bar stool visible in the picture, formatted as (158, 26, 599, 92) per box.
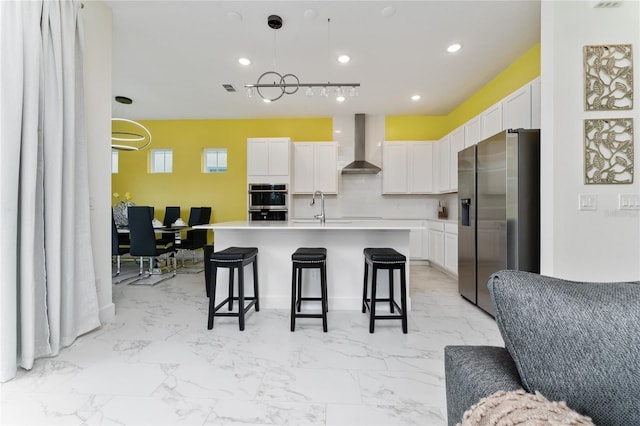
(291, 247, 328, 332)
(207, 247, 259, 331)
(362, 247, 408, 334)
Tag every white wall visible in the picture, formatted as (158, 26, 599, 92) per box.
(540, 1, 640, 281)
(82, 2, 114, 322)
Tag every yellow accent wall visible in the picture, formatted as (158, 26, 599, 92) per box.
(386, 43, 541, 140)
(384, 115, 448, 141)
(112, 118, 331, 226)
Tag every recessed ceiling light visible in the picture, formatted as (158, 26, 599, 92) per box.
(447, 43, 462, 53)
(411, 95, 421, 101)
(336, 96, 346, 102)
(238, 57, 251, 66)
(337, 55, 351, 64)
(381, 6, 396, 17)
(335, 130, 342, 134)
(303, 9, 317, 20)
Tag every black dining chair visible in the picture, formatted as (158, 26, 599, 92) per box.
(179, 206, 212, 266)
(128, 206, 177, 283)
(159, 206, 181, 245)
(112, 214, 129, 277)
(163, 206, 181, 227)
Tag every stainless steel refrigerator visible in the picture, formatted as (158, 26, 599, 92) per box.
(458, 129, 540, 315)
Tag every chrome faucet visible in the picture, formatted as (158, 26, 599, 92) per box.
(311, 190, 325, 223)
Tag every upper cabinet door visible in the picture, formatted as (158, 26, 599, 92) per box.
(530, 77, 541, 129)
(292, 143, 315, 193)
(315, 143, 338, 194)
(438, 135, 450, 193)
(481, 102, 503, 139)
(408, 142, 434, 193)
(448, 126, 465, 192)
(382, 142, 409, 194)
(502, 84, 532, 130)
(464, 116, 481, 148)
(247, 139, 270, 176)
(267, 139, 291, 176)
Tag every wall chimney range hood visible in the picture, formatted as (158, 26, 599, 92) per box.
(341, 114, 381, 174)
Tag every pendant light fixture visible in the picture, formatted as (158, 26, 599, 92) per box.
(244, 15, 360, 103)
(111, 96, 152, 151)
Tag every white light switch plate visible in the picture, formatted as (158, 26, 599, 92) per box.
(619, 193, 640, 210)
(578, 194, 597, 211)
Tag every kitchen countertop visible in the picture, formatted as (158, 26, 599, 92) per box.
(194, 220, 421, 231)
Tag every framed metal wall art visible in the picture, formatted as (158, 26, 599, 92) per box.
(583, 44, 633, 111)
(584, 118, 634, 184)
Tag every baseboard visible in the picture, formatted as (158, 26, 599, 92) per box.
(99, 302, 115, 323)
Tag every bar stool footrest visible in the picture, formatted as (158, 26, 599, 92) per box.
(213, 297, 257, 315)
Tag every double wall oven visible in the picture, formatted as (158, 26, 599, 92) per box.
(248, 183, 288, 221)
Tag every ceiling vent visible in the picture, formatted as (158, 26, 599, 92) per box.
(222, 84, 236, 92)
(592, 1, 621, 7)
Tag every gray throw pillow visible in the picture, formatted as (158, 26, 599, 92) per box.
(488, 270, 640, 426)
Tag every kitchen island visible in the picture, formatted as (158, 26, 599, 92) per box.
(194, 220, 418, 310)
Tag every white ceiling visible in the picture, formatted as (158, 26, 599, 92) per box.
(106, 1, 541, 120)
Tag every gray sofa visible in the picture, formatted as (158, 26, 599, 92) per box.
(444, 270, 640, 426)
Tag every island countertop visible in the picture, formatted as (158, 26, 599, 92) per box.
(193, 219, 422, 231)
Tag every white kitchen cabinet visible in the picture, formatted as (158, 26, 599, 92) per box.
(530, 77, 541, 129)
(444, 223, 458, 275)
(409, 143, 434, 193)
(382, 141, 434, 194)
(448, 126, 465, 192)
(481, 102, 503, 139)
(437, 136, 450, 193)
(409, 221, 426, 260)
(427, 221, 444, 266)
(502, 84, 532, 130)
(292, 142, 338, 194)
(382, 142, 408, 193)
(464, 116, 482, 147)
(247, 137, 290, 180)
(422, 227, 430, 260)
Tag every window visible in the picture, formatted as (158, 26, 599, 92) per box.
(111, 151, 118, 174)
(150, 149, 173, 173)
(203, 148, 227, 173)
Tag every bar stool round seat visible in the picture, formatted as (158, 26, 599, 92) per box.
(207, 247, 259, 331)
(362, 247, 408, 334)
(291, 247, 328, 332)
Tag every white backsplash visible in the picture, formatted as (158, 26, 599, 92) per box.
(292, 174, 458, 220)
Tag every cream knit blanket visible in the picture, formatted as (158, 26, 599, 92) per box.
(458, 389, 595, 426)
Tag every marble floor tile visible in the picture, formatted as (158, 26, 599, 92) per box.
(204, 400, 325, 425)
(326, 401, 445, 426)
(256, 367, 361, 404)
(1, 264, 502, 425)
